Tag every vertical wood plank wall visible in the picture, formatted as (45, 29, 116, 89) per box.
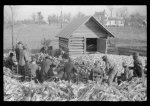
(97, 38, 107, 53)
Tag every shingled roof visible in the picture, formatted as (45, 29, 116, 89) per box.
(56, 16, 114, 38)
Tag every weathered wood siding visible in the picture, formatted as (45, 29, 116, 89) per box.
(69, 34, 85, 55)
(97, 38, 107, 53)
(59, 37, 69, 52)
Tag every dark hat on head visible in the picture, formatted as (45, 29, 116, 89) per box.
(18, 41, 23, 45)
(9, 52, 14, 57)
(133, 52, 139, 57)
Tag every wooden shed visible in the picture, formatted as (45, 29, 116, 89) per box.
(56, 16, 115, 56)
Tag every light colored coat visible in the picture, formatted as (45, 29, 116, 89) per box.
(19, 49, 29, 66)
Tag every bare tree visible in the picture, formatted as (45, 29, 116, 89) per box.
(37, 11, 44, 24)
(116, 7, 128, 19)
(107, 6, 114, 17)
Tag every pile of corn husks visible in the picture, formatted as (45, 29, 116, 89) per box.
(4, 54, 147, 101)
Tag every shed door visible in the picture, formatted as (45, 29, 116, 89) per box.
(97, 38, 107, 53)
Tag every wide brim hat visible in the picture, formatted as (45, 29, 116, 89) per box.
(102, 55, 107, 60)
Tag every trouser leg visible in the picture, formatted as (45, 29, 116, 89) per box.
(108, 72, 116, 85)
(19, 66, 25, 82)
(135, 66, 143, 78)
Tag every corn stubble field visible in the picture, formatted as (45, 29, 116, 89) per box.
(4, 54, 147, 101)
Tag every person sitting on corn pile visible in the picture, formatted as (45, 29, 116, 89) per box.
(129, 52, 144, 78)
(18, 45, 30, 82)
(28, 56, 41, 82)
(102, 55, 118, 86)
(4, 52, 17, 71)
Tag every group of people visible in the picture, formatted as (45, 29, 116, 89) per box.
(4, 42, 147, 85)
(101, 52, 146, 85)
(4, 41, 70, 83)
(73, 52, 146, 85)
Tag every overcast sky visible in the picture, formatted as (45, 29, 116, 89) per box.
(4, 5, 146, 21)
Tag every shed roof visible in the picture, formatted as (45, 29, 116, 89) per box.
(56, 16, 114, 38)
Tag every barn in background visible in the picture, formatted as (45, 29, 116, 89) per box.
(56, 16, 115, 56)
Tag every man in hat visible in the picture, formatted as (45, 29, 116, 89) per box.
(102, 55, 118, 86)
(130, 52, 144, 78)
(18, 45, 30, 81)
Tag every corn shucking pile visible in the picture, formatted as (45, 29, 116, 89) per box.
(4, 54, 147, 101)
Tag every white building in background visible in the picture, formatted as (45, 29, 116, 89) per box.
(93, 10, 125, 27)
(105, 17, 125, 27)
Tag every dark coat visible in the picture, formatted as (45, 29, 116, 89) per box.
(5, 56, 16, 70)
(40, 58, 53, 81)
(15, 48, 20, 62)
(64, 61, 76, 81)
(133, 58, 144, 77)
